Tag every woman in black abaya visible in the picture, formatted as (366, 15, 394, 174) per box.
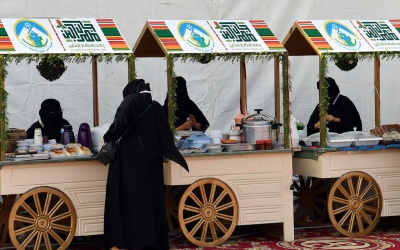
(26, 98, 70, 142)
(163, 76, 209, 132)
(103, 79, 188, 250)
(306, 77, 362, 136)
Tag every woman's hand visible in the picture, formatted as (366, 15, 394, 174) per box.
(314, 121, 321, 130)
(189, 114, 202, 131)
(327, 114, 340, 123)
(178, 120, 194, 130)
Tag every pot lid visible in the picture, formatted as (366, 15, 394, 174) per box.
(243, 109, 276, 126)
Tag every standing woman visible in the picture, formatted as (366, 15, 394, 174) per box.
(103, 79, 188, 250)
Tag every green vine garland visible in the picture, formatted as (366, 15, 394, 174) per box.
(0, 56, 8, 151)
(319, 54, 329, 148)
(36, 57, 67, 81)
(128, 54, 137, 81)
(281, 54, 292, 148)
(166, 55, 178, 136)
(196, 53, 216, 64)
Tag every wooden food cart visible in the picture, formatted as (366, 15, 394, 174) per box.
(0, 18, 132, 249)
(283, 19, 400, 236)
(133, 20, 295, 247)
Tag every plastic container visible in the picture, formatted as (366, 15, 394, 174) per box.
(91, 124, 110, 153)
(256, 140, 265, 150)
(264, 140, 273, 150)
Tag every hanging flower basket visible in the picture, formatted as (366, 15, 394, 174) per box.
(334, 55, 358, 72)
(36, 57, 67, 81)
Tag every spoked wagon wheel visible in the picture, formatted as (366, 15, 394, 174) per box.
(328, 172, 382, 237)
(293, 176, 329, 227)
(178, 178, 238, 247)
(8, 187, 77, 250)
(0, 194, 20, 247)
(165, 185, 187, 234)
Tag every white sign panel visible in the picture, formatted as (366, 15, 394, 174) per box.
(311, 20, 374, 52)
(164, 20, 271, 53)
(352, 20, 400, 51)
(0, 18, 130, 54)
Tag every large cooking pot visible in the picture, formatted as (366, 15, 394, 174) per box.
(242, 109, 282, 144)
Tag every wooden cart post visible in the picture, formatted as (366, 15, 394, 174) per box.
(274, 56, 281, 143)
(239, 55, 247, 116)
(0, 55, 5, 161)
(92, 55, 99, 127)
(374, 56, 380, 128)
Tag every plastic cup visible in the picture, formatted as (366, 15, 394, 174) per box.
(212, 137, 221, 144)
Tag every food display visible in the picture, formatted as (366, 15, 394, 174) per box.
(49, 149, 66, 157)
(77, 146, 92, 155)
(66, 143, 82, 148)
(47, 146, 92, 157)
(64, 148, 79, 156)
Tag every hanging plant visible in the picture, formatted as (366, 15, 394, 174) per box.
(195, 53, 216, 64)
(36, 57, 67, 81)
(334, 54, 358, 71)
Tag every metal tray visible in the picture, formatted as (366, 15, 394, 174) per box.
(222, 143, 256, 152)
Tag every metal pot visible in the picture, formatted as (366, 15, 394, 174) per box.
(242, 109, 282, 144)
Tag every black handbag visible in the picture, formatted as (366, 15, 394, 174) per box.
(96, 140, 119, 166)
(96, 102, 152, 166)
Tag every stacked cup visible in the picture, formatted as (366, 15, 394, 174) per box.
(209, 130, 222, 144)
(34, 128, 43, 145)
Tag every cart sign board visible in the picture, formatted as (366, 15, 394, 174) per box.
(141, 20, 285, 54)
(295, 20, 400, 53)
(0, 18, 131, 54)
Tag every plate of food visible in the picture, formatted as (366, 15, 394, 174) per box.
(221, 139, 238, 144)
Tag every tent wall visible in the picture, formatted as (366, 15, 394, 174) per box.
(1, 1, 400, 134)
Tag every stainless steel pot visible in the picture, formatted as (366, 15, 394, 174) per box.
(242, 109, 282, 144)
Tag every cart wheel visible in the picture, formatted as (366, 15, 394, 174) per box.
(178, 178, 238, 247)
(328, 172, 382, 237)
(8, 187, 77, 250)
(293, 176, 329, 227)
(165, 185, 187, 234)
(0, 195, 20, 247)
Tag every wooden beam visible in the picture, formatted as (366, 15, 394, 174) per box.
(0, 57, 5, 160)
(374, 57, 381, 128)
(274, 56, 281, 143)
(92, 56, 99, 127)
(167, 56, 174, 131)
(240, 56, 247, 115)
(319, 57, 326, 148)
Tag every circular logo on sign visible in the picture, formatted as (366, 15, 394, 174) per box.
(324, 20, 361, 51)
(14, 19, 53, 52)
(177, 21, 214, 52)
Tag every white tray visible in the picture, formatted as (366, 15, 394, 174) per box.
(50, 154, 93, 159)
(7, 155, 51, 161)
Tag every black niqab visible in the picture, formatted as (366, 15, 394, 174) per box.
(317, 77, 340, 111)
(26, 99, 70, 142)
(307, 77, 362, 135)
(163, 76, 210, 132)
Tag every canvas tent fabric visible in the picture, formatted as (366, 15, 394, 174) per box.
(1, 1, 400, 138)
